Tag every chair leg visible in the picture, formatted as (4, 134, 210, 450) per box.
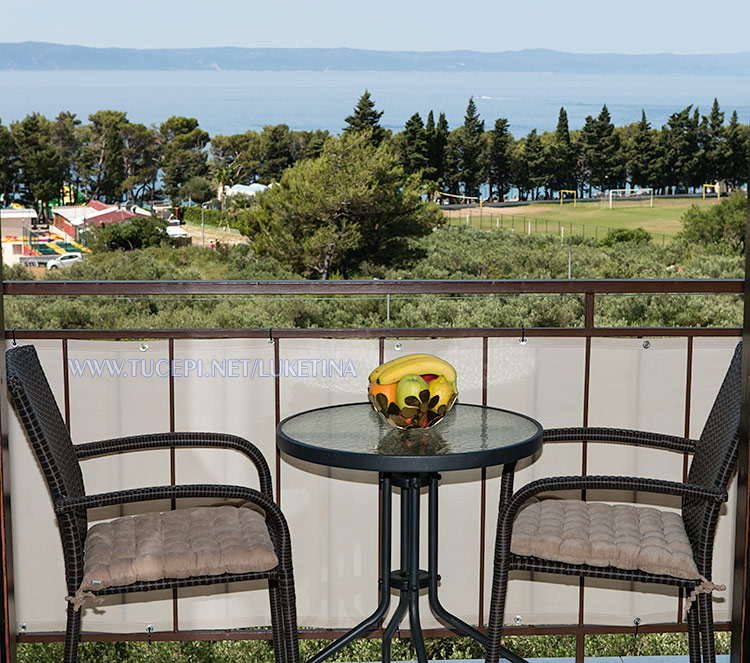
(269, 580, 285, 663)
(686, 600, 701, 663)
(485, 558, 510, 663)
(698, 592, 716, 663)
(278, 573, 300, 663)
(64, 601, 82, 663)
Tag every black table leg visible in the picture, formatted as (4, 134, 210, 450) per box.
(406, 475, 428, 663)
(427, 474, 488, 645)
(427, 468, 529, 663)
(306, 474, 393, 663)
(381, 474, 430, 663)
(309, 469, 528, 663)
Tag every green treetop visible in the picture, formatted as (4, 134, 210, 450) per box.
(245, 133, 442, 279)
(343, 90, 387, 146)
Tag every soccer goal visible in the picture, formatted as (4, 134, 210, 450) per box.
(559, 190, 576, 206)
(702, 183, 720, 200)
(608, 188, 653, 209)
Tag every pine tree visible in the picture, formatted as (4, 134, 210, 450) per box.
(0, 120, 15, 204)
(159, 115, 209, 202)
(12, 113, 66, 208)
(343, 90, 387, 146)
(258, 124, 293, 184)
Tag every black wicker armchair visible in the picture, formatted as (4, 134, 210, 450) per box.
(486, 343, 741, 663)
(5, 344, 299, 663)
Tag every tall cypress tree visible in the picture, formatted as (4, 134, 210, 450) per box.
(487, 117, 513, 201)
(590, 105, 625, 194)
(577, 115, 597, 197)
(519, 129, 545, 200)
(400, 113, 429, 177)
(663, 105, 701, 192)
(426, 112, 449, 194)
(724, 111, 748, 190)
(627, 110, 657, 189)
(343, 90, 386, 146)
(548, 107, 577, 195)
(702, 98, 726, 185)
(456, 97, 485, 199)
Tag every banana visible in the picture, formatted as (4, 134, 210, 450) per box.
(368, 353, 435, 383)
(377, 354, 457, 386)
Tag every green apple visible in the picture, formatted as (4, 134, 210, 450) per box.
(395, 374, 429, 410)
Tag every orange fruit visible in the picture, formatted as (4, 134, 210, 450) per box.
(369, 381, 397, 403)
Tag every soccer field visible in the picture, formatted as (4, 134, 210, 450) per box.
(443, 197, 723, 241)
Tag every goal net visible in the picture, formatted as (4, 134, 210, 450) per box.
(608, 188, 653, 209)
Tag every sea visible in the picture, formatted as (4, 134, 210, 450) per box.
(3, 69, 750, 138)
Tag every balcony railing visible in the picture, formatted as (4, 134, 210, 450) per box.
(0, 279, 747, 662)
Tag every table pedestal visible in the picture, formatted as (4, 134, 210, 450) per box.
(308, 469, 525, 663)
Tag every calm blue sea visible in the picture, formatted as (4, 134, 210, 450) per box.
(2, 69, 750, 138)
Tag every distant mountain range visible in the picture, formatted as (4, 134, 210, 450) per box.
(2, 42, 750, 75)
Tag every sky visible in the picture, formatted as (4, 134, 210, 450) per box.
(5, 0, 750, 54)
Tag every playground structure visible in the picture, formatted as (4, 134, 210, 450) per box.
(20, 226, 89, 262)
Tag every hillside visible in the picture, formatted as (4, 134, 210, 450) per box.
(2, 42, 750, 74)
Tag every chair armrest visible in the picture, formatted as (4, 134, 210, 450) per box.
(543, 427, 697, 454)
(75, 432, 273, 497)
(510, 475, 727, 506)
(54, 484, 291, 557)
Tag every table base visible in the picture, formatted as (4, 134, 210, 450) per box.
(307, 471, 527, 663)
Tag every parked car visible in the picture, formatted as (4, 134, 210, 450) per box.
(46, 252, 83, 270)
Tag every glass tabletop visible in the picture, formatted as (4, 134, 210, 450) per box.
(276, 402, 543, 473)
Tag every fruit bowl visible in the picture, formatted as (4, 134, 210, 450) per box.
(367, 354, 458, 429)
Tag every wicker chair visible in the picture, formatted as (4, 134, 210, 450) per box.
(486, 343, 741, 663)
(5, 344, 299, 663)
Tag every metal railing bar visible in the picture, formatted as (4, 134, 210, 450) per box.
(15, 620, 731, 643)
(5, 327, 742, 341)
(3, 279, 743, 297)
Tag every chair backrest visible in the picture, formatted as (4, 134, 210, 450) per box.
(5, 344, 88, 585)
(684, 342, 742, 575)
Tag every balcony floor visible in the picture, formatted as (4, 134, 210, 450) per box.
(386, 658, 731, 663)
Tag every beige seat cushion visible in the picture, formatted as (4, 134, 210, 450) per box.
(79, 504, 278, 593)
(511, 499, 699, 579)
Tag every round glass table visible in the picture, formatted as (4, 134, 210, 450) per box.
(277, 402, 543, 663)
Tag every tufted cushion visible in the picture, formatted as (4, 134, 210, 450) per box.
(511, 499, 700, 579)
(79, 504, 278, 593)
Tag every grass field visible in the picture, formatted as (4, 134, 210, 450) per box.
(443, 197, 723, 242)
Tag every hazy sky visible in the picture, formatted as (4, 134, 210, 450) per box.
(5, 0, 750, 54)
